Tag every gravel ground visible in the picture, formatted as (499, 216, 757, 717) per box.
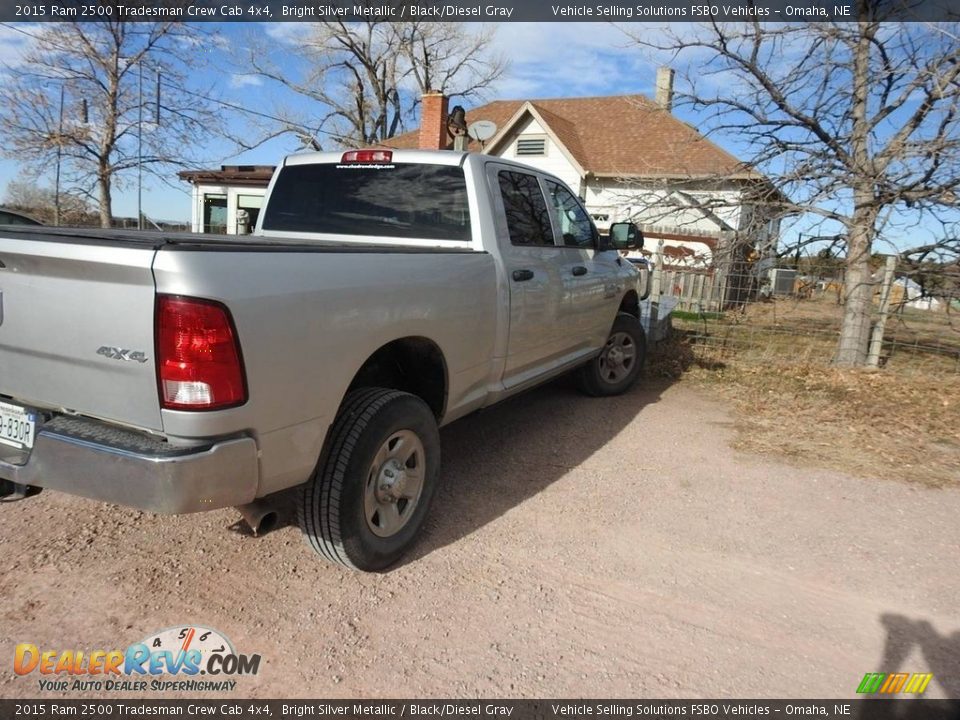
(1, 379, 958, 699)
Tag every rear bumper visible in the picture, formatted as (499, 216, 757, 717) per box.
(0, 416, 259, 514)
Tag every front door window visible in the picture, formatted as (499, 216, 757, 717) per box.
(546, 181, 595, 248)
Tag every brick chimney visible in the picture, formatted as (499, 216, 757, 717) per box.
(655, 67, 675, 112)
(419, 91, 449, 150)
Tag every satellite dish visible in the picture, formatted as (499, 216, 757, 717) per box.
(468, 120, 498, 143)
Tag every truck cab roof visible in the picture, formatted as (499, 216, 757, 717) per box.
(283, 149, 470, 168)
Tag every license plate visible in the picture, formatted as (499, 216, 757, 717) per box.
(0, 400, 35, 450)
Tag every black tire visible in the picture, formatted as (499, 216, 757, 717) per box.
(298, 388, 441, 571)
(576, 312, 646, 397)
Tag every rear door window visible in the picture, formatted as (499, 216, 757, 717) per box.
(497, 170, 554, 246)
(262, 163, 472, 241)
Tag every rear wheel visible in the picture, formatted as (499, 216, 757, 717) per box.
(298, 388, 441, 571)
(576, 313, 646, 397)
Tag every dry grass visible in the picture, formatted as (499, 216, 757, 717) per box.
(727, 294, 960, 373)
(647, 301, 960, 488)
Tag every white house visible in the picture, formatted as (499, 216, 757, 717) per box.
(894, 277, 943, 311)
(178, 165, 274, 234)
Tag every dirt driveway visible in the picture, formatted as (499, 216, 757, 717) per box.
(2, 379, 958, 699)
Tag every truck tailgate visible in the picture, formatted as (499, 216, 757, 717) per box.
(0, 235, 162, 431)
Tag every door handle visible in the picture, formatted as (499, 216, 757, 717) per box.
(572, 266, 588, 276)
(512, 269, 534, 282)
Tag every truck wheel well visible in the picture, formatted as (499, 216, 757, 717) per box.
(347, 338, 447, 420)
(619, 291, 640, 319)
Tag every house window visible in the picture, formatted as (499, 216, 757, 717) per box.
(202, 194, 227, 234)
(516, 136, 547, 157)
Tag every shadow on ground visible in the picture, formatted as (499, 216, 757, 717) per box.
(855, 613, 960, 720)
(244, 375, 670, 564)
(405, 375, 670, 564)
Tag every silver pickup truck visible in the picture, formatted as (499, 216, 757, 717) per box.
(0, 149, 648, 571)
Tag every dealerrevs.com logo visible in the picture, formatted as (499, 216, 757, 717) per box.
(14, 625, 261, 693)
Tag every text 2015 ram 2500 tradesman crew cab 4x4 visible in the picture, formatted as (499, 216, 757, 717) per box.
(0, 149, 649, 571)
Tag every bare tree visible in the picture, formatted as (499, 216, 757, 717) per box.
(0, 19, 222, 227)
(399, 23, 506, 100)
(242, 22, 505, 147)
(3, 180, 97, 226)
(629, 11, 960, 366)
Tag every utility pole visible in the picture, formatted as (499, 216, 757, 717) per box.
(137, 63, 161, 230)
(137, 61, 143, 230)
(54, 85, 64, 227)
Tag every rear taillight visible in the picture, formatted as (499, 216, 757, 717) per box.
(156, 295, 247, 411)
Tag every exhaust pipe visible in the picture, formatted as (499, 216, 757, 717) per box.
(235, 499, 279, 536)
(0, 480, 42, 501)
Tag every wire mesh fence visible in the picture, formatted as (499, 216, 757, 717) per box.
(647, 248, 960, 376)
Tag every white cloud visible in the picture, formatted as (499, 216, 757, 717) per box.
(264, 22, 312, 44)
(488, 23, 654, 100)
(175, 31, 231, 51)
(491, 23, 612, 66)
(229, 73, 263, 88)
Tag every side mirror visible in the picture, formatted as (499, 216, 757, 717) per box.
(610, 222, 643, 251)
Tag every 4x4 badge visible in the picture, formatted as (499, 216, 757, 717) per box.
(97, 346, 149, 363)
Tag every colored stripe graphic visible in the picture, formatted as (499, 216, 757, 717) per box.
(903, 673, 934, 694)
(857, 673, 887, 694)
(857, 672, 933, 695)
(880, 673, 910, 693)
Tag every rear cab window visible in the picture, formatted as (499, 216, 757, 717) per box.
(261, 162, 472, 243)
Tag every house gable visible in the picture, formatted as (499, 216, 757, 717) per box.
(486, 102, 586, 177)
(485, 109, 584, 195)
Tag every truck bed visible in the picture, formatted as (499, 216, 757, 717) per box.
(1, 224, 500, 498)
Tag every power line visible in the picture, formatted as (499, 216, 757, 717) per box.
(0, 22, 41, 39)
(163, 77, 318, 135)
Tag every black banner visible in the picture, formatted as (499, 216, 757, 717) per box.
(1, 0, 960, 22)
(2, 700, 960, 720)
